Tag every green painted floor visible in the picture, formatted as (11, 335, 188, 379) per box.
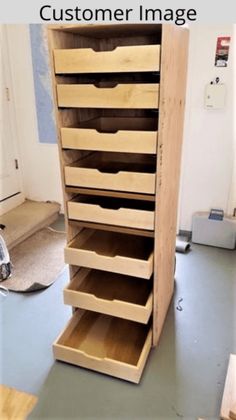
(1, 238, 236, 419)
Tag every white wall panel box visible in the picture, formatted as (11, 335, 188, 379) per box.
(204, 83, 226, 109)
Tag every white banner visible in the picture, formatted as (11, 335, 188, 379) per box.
(1, 0, 236, 24)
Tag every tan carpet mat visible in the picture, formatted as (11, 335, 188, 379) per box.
(2, 228, 66, 292)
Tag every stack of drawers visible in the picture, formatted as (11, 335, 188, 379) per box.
(48, 24, 188, 383)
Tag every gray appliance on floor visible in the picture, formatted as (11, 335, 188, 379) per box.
(192, 209, 236, 249)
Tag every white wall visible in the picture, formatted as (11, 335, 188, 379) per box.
(179, 25, 235, 230)
(6, 25, 63, 209)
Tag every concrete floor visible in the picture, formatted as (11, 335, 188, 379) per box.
(1, 240, 236, 419)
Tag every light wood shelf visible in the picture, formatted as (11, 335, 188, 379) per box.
(54, 44, 161, 74)
(64, 152, 156, 194)
(53, 309, 152, 383)
(64, 229, 154, 279)
(48, 23, 189, 383)
(64, 268, 153, 323)
(68, 195, 155, 230)
(61, 116, 158, 154)
(57, 83, 159, 109)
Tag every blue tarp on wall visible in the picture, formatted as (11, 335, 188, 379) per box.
(29, 24, 57, 144)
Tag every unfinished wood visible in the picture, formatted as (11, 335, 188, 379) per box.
(64, 153, 156, 194)
(49, 24, 189, 382)
(53, 309, 152, 383)
(61, 117, 157, 154)
(230, 405, 236, 420)
(64, 268, 153, 323)
(0, 385, 37, 420)
(153, 26, 189, 345)
(69, 220, 154, 238)
(66, 187, 155, 202)
(221, 354, 236, 420)
(68, 196, 155, 230)
(57, 84, 159, 109)
(64, 229, 154, 279)
(54, 44, 160, 74)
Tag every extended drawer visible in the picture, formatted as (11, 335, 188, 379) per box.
(53, 309, 152, 383)
(54, 44, 161, 74)
(57, 83, 159, 109)
(68, 196, 155, 231)
(64, 229, 154, 279)
(64, 268, 153, 324)
(61, 117, 158, 154)
(64, 153, 156, 194)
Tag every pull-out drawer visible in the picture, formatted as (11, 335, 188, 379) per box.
(54, 45, 160, 74)
(61, 117, 158, 154)
(64, 229, 154, 279)
(64, 268, 153, 324)
(53, 309, 152, 383)
(57, 83, 159, 109)
(68, 196, 155, 231)
(64, 153, 156, 194)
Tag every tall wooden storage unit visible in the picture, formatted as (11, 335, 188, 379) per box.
(48, 24, 189, 383)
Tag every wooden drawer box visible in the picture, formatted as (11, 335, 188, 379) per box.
(64, 229, 154, 279)
(61, 117, 158, 154)
(53, 309, 152, 383)
(64, 153, 156, 194)
(57, 83, 159, 109)
(68, 196, 155, 231)
(64, 268, 153, 324)
(54, 45, 161, 74)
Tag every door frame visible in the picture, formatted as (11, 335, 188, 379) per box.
(0, 25, 25, 216)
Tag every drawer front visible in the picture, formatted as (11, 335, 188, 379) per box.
(64, 229, 154, 279)
(63, 268, 153, 324)
(65, 167, 156, 194)
(65, 247, 153, 279)
(61, 127, 157, 154)
(54, 45, 161, 74)
(57, 84, 159, 109)
(53, 310, 152, 383)
(67, 200, 155, 230)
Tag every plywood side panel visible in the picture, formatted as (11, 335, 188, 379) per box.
(153, 26, 189, 345)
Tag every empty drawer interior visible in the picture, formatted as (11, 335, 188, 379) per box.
(68, 229, 154, 260)
(65, 268, 153, 321)
(68, 195, 155, 212)
(67, 152, 156, 174)
(54, 309, 152, 382)
(50, 24, 162, 50)
(62, 116, 158, 132)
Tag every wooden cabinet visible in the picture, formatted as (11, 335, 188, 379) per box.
(48, 23, 189, 383)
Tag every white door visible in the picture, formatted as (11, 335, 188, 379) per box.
(0, 26, 22, 207)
